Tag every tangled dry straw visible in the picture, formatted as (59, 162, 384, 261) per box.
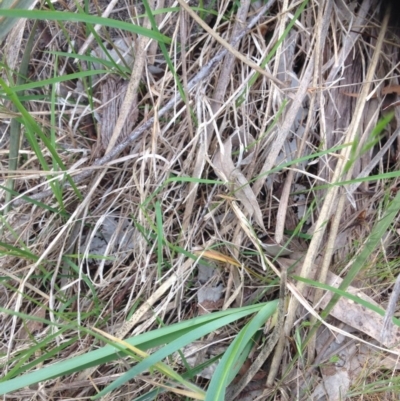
(1, 0, 400, 399)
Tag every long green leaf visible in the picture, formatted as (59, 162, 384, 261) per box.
(0, 9, 171, 43)
(47, 51, 131, 75)
(205, 301, 278, 401)
(0, 303, 268, 395)
(6, 69, 107, 93)
(0, 0, 36, 41)
(92, 303, 278, 399)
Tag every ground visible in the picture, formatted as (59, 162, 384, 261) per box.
(1, 0, 400, 400)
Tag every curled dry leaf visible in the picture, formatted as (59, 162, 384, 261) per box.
(197, 298, 224, 315)
(212, 132, 265, 230)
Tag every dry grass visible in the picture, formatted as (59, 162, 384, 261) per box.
(1, 0, 400, 400)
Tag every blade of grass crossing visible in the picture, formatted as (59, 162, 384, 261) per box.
(0, 0, 36, 40)
(0, 185, 70, 216)
(90, 328, 206, 400)
(0, 240, 39, 261)
(9, 69, 107, 92)
(132, 353, 224, 400)
(47, 51, 131, 76)
(44, 0, 128, 85)
(294, 275, 400, 327)
(2, 329, 76, 380)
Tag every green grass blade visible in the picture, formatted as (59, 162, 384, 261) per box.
(0, 184, 70, 216)
(92, 305, 273, 399)
(0, 9, 171, 43)
(7, 69, 107, 92)
(293, 275, 400, 327)
(0, 0, 36, 41)
(49, 54, 64, 209)
(237, 0, 310, 106)
(4, 19, 38, 213)
(0, 303, 268, 395)
(142, 0, 187, 104)
(46, 51, 131, 76)
(0, 241, 39, 261)
(205, 300, 278, 401)
(2, 329, 76, 379)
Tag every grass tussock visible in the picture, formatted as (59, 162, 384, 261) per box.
(1, 0, 400, 400)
